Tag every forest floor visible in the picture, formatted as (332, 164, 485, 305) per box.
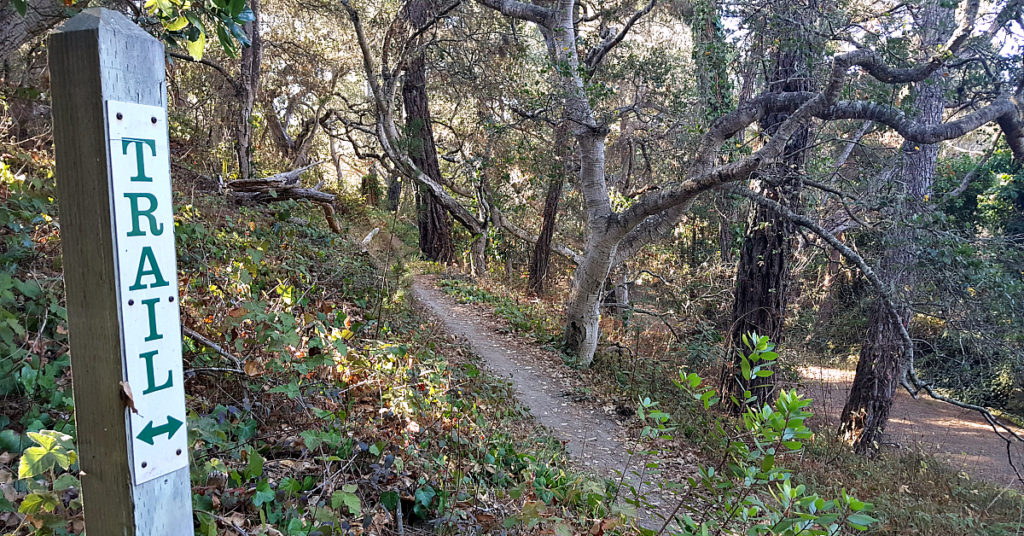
(409, 274, 687, 529)
(798, 365, 1024, 489)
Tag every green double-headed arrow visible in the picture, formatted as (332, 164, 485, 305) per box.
(137, 416, 183, 445)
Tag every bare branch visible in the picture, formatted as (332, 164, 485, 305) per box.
(473, 0, 554, 26)
(168, 51, 239, 91)
(583, 0, 658, 73)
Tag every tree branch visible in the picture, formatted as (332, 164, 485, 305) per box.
(729, 183, 1024, 478)
(583, 0, 657, 73)
(168, 51, 239, 91)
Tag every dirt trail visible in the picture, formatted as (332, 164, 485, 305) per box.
(409, 275, 674, 527)
(799, 366, 1024, 489)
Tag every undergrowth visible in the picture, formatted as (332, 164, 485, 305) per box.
(0, 151, 615, 535)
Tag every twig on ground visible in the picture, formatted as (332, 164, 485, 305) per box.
(183, 326, 244, 369)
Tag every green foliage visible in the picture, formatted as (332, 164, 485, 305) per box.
(146, 0, 255, 60)
(656, 334, 876, 535)
(6, 431, 81, 536)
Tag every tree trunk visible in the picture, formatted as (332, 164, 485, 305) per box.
(0, 0, 65, 61)
(386, 175, 402, 211)
(564, 234, 617, 366)
(470, 234, 487, 277)
(401, 0, 454, 264)
(728, 9, 814, 409)
(236, 0, 262, 181)
(839, 300, 906, 452)
(528, 122, 569, 293)
(840, 0, 950, 450)
(413, 183, 454, 262)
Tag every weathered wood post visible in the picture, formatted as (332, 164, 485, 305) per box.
(49, 8, 194, 535)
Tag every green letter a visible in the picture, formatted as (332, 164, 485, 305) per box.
(128, 246, 169, 291)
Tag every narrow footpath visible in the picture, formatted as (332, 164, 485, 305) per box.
(410, 275, 674, 528)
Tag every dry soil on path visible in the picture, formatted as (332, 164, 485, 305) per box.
(799, 365, 1024, 489)
(409, 275, 679, 528)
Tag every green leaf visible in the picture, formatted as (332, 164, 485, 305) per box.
(11, 0, 28, 16)
(18, 492, 57, 514)
(165, 15, 189, 31)
(18, 431, 75, 479)
(228, 0, 245, 17)
(847, 512, 877, 529)
(185, 31, 206, 61)
(52, 473, 80, 491)
(331, 485, 361, 515)
(245, 449, 264, 480)
(414, 486, 436, 507)
(253, 480, 275, 506)
(380, 490, 399, 511)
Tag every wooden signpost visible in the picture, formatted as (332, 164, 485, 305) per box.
(49, 8, 195, 535)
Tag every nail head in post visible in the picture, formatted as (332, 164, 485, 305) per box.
(141, 461, 148, 468)
(168, 296, 174, 302)
(128, 299, 134, 306)
(151, 117, 157, 124)
(116, 112, 123, 120)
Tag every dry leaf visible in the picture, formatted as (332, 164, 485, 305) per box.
(119, 381, 139, 415)
(244, 360, 262, 376)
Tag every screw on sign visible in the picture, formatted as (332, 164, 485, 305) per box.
(49, 8, 194, 535)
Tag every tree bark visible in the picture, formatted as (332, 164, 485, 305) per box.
(0, 0, 65, 61)
(386, 174, 402, 211)
(564, 235, 618, 362)
(528, 121, 569, 293)
(728, 6, 814, 409)
(236, 0, 262, 181)
(840, 0, 950, 451)
(401, 0, 455, 264)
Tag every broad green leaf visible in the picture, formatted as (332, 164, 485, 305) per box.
(253, 480, 274, 506)
(165, 16, 189, 31)
(19, 492, 57, 514)
(245, 449, 264, 480)
(331, 487, 361, 515)
(185, 31, 206, 61)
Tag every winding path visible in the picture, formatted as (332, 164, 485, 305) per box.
(410, 275, 674, 527)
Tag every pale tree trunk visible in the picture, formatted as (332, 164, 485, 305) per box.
(470, 234, 487, 277)
(236, 0, 262, 181)
(0, 0, 65, 61)
(562, 98, 618, 364)
(839, 0, 951, 453)
(402, 0, 455, 263)
(564, 234, 618, 362)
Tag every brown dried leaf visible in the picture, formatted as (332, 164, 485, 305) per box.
(119, 381, 139, 415)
